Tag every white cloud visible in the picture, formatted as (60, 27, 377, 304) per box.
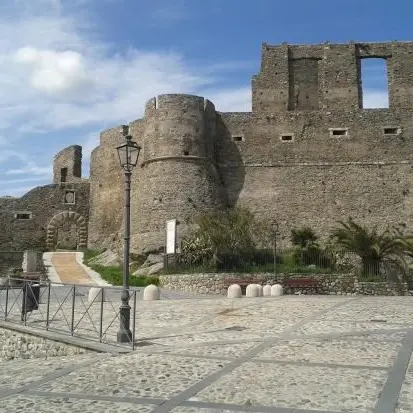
(14, 47, 89, 94)
(0, 1, 248, 196)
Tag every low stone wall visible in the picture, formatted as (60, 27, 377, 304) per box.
(0, 326, 90, 362)
(159, 272, 410, 296)
(356, 282, 409, 296)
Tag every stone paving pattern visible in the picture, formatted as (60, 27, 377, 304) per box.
(1, 295, 413, 413)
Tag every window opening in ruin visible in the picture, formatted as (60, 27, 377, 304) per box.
(15, 212, 32, 220)
(360, 58, 389, 109)
(383, 127, 401, 136)
(60, 167, 68, 183)
(329, 128, 349, 137)
(232, 135, 244, 142)
(280, 134, 294, 142)
(183, 151, 189, 156)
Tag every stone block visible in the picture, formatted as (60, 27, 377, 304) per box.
(143, 284, 160, 300)
(227, 284, 242, 299)
(88, 287, 105, 304)
(246, 284, 259, 297)
(271, 284, 284, 296)
(263, 284, 272, 296)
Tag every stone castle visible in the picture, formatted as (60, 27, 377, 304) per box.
(2, 40, 413, 254)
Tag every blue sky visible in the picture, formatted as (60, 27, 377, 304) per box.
(0, 0, 410, 196)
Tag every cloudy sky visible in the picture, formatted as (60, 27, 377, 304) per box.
(0, 0, 410, 196)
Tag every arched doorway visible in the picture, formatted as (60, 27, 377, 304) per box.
(46, 211, 87, 251)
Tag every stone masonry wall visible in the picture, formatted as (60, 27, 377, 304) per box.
(159, 273, 409, 296)
(0, 326, 90, 362)
(53, 145, 82, 184)
(0, 183, 90, 251)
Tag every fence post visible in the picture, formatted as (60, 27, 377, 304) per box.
(4, 281, 9, 320)
(132, 289, 137, 350)
(71, 285, 76, 335)
(23, 282, 27, 325)
(99, 288, 104, 343)
(46, 281, 51, 330)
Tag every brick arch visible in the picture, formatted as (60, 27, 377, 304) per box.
(46, 211, 87, 250)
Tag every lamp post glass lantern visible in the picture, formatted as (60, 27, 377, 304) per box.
(116, 133, 141, 343)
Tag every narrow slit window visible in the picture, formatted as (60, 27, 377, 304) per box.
(329, 128, 349, 137)
(360, 58, 389, 109)
(383, 127, 401, 135)
(60, 167, 68, 183)
(280, 134, 294, 142)
(15, 212, 32, 220)
(232, 135, 244, 142)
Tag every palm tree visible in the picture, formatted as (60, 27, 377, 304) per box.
(291, 227, 318, 249)
(330, 217, 407, 279)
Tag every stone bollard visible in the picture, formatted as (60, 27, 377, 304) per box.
(246, 284, 259, 298)
(88, 287, 105, 304)
(143, 284, 160, 301)
(255, 284, 263, 297)
(271, 284, 284, 297)
(263, 284, 272, 297)
(227, 284, 242, 299)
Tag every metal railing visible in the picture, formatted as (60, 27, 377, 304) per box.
(0, 278, 142, 349)
(165, 248, 361, 275)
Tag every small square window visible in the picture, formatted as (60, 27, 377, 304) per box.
(329, 128, 349, 137)
(232, 135, 244, 142)
(383, 127, 401, 135)
(14, 212, 32, 220)
(280, 134, 294, 142)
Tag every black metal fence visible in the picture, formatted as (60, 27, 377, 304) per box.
(0, 278, 142, 349)
(164, 248, 413, 282)
(165, 248, 360, 274)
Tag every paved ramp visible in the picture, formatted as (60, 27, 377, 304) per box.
(48, 252, 98, 285)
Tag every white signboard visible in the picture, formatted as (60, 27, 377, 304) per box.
(165, 219, 177, 254)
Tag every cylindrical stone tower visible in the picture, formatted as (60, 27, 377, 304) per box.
(130, 94, 225, 253)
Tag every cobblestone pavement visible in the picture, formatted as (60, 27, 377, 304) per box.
(1, 295, 413, 412)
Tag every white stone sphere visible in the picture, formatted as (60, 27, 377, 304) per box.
(143, 284, 160, 301)
(88, 287, 105, 304)
(263, 284, 272, 296)
(227, 284, 242, 298)
(246, 284, 259, 298)
(271, 284, 284, 296)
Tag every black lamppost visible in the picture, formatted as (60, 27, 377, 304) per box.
(272, 220, 279, 278)
(116, 129, 141, 343)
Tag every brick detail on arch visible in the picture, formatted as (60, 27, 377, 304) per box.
(46, 211, 87, 250)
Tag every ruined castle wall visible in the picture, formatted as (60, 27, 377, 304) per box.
(87, 128, 124, 249)
(130, 95, 225, 253)
(0, 183, 90, 251)
(53, 145, 82, 184)
(218, 106, 413, 247)
(83, 40, 413, 254)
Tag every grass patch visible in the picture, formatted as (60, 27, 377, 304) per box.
(83, 248, 103, 263)
(82, 249, 159, 287)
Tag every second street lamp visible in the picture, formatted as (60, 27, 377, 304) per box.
(116, 130, 141, 344)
